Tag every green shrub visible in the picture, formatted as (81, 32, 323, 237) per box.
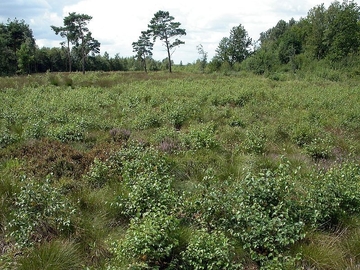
(290, 123, 318, 147)
(182, 173, 234, 229)
(229, 117, 246, 128)
(108, 143, 177, 217)
(181, 229, 239, 269)
(232, 163, 306, 263)
(47, 73, 61, 86)
(305, 162, 360, 227)
(304, 137, 332, 161)
(85, 158, 110, 188)
(136, 112, 162, 130)
(24, 120, 47, 139)
(151, 127, 182, 153)
(7, 176, 76, 247)
(168, 106, 187, 130)
(49, 123, 85, 142)
(243, 127, 267, 154)
(108, 210, 180, 268)
(181, 122, 218, 150)
(0, 127, 19, 148)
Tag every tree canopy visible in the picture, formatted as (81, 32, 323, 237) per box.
(0, 19, 36, 75)
(1, 1, 360, 76)
(214, 24, 252, 67)
(51, 12, 100, 74)
(132, 31, 154, 73)
(148, 10, 186, 73)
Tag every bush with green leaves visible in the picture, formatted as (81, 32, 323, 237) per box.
(181, 122, 218, 150)
(85, 158, 111, 188)
(108, 210, 180, 268)
(165, 102, 191, 130)
(290, 122, 319, 148)
(24, 120, 47, 139)
(182, 171, 234, 230)
(7, 176, 76, 247)
(304, 161, 360, 227)
(135, 112, 162, 130)
(181, 229, 239, 269)
(49, 123, 85, 142)
(304, 136, 332, 161)
(231, 163, 306, 264)
(0, 127, 19, 148)
(108, 143, 177, 217)
(243, 127, 267, 154)
(210, 91, 252, 107)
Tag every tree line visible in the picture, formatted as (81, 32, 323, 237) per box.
(1, 0, 360, 76)
(0, 10, 185, 75)
(208, 0, 360, 74)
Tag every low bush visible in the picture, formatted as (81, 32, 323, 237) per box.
(231, 162, 306, 264)
(243, 126, 267, 154)
(7, 176, 76, 247)
(85, 158, 111, 188)
(305, 162, 360, 227)
(108, 210, 180, 268)
(181, 122, 218, 150)
(108, 143, 178, 217)
(181, 229, 239, 269)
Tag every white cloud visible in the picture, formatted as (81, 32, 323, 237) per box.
(0, 0, 354, 64)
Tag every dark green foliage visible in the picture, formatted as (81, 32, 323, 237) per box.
(325, 0, 360, 62)
(215, 24, 252, 67)
(109, 143, 177, 217)
(109, 210, 180, 268)
(244, 0, 360, 75)
(0, 18, 36, 75)
(181, 229, 238, 269)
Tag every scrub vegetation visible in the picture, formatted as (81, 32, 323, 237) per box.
(1, 1, 360, 269)
(0, 70, 360, 269)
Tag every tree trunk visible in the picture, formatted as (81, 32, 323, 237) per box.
(67, 39, 72, 72)
(82, 44, 85, 74)
(167, 49, 172, 73)
(165, 38, 172, 73)
(143, 58, 147, 73)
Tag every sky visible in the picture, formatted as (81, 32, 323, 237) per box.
(0, 0, 347, 64)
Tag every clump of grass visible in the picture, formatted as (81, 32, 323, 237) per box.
(62, 76, 73, 87)
(17, 240, 83, 270)
(299, 231, 347, 269)
(47, 73, 61, 86)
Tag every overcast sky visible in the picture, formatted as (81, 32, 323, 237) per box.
(0, 0, 348, 64)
